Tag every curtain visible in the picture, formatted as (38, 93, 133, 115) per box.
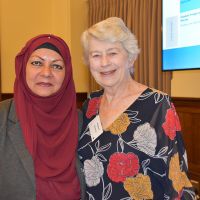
(87, 0, 172, 94)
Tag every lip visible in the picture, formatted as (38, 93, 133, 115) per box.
(100, 69, 116, 75)
(36, 82, 53, 87)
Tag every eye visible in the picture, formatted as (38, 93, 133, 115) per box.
(109, 52, 117, 56)
(90, 53, 101, 58)
(31, 60, 42, 66)
(92, 54, 100, 58)
(51, 64, 64, 70)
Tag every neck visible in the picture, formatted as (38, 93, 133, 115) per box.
(103, 78, 138, 104)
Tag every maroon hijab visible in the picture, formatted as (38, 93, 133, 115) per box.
(14, 34, 80, 199)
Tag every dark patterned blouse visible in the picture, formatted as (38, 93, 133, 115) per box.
(78, 88, 196, 200)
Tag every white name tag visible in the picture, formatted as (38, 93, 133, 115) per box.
(88, 115, 103, 141)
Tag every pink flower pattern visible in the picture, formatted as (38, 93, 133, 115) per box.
(162, 103, 181, 140)
(86, 97, 101, 118)
(107, 152, 139, 182)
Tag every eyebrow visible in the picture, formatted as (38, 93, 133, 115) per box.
(30, 55, 64, 62)
(107, 48, 120, 51)
(90, 48, 120, 54)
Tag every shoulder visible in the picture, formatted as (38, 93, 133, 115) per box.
(145, 87, 172, 104)
(82, 90, 103, 111)
(0, 99, 14, 134)
(88, 89, 103, 99)
(148, 87, 168, 95)
(139, 88, 175, 125)
(0, 98, 13, 112)
(0, 98, 14, 119)
(139, 87, 172, 110)
(0, 98, 17, 127)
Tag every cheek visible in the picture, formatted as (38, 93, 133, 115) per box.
(89, 66, 98, 76)
(26, 67, 34, 83)
(56, 71, 65, 86)
(89, 58, 100, 67)
(89, 62, 100, 73)
(25, 69, 36, 91)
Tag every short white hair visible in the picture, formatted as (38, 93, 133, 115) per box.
(81, 17, 140, 65)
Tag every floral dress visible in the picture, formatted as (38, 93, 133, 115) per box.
(78, 88, 196, 200)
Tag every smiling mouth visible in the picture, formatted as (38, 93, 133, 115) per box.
(100, 69, 116, 75)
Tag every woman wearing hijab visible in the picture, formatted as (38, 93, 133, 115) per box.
(0, 34, 85, 200)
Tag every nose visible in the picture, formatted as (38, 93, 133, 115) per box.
(40, 65, 52, 77)
(101, 55, 110, 67)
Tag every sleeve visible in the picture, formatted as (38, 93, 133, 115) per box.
(160, 96, 197, 200)
(0, 99, 12, 129)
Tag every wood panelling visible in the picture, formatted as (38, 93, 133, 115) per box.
(76, 92, 87, 109)
(0, 93, 14, 101)
(0, 93, 87, 109)
(173, 97, 200, 192)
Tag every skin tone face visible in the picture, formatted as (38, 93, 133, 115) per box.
(26, 48, 65, 97)
(88, 37, 133, 92)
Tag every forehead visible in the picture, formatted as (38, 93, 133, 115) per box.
(29, 48, 63, 60)
(88, 37, 124, 52)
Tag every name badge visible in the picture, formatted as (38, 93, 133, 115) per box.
(88, 115, 103, 141)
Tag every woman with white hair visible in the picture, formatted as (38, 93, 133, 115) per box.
(78, 17, 196, 199)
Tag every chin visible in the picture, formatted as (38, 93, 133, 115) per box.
(99, 81, 117, 88)
(33, 90, 55, 97)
